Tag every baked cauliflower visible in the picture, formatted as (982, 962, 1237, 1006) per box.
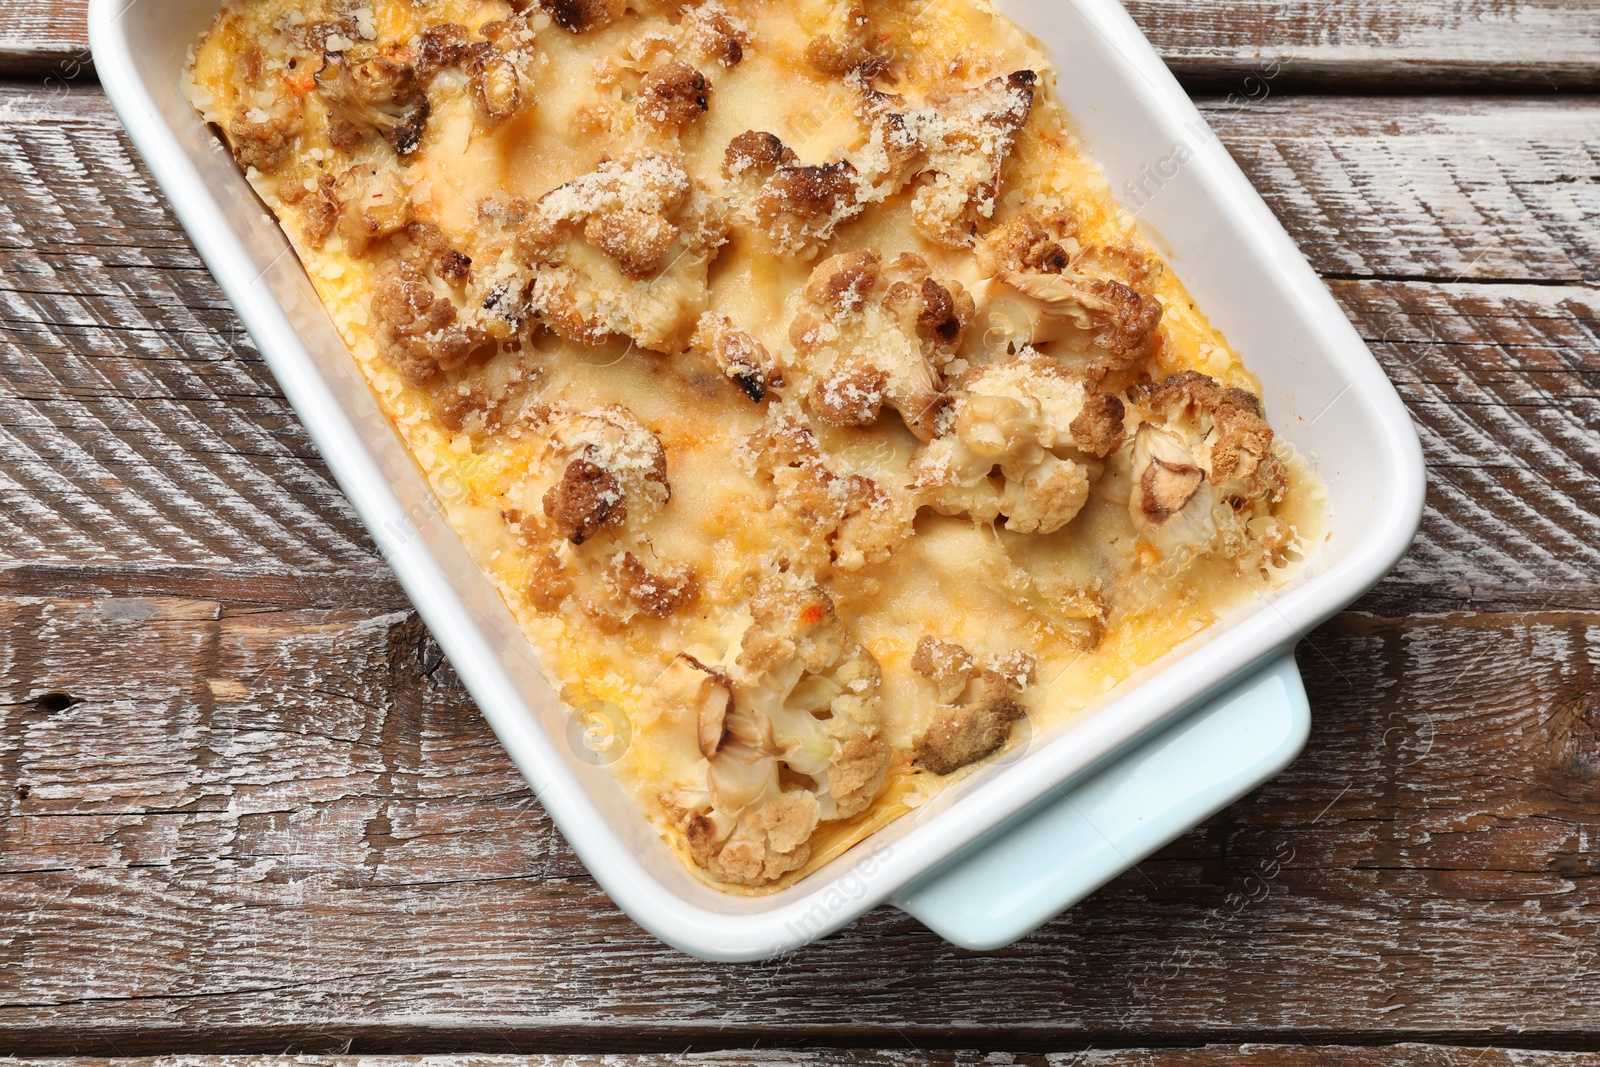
(521, 156, 729, 352)
(785, 248, 973, 442)
(977, 213, 1164, 392)
(664, 580, 889, 885)
(1127, 371, 1296, 573)
(851, 70, 1036, 247)
(911, 636, 1035, 774)
(740, 402, 912, 573)
(722, 130, 865, 258)
(910, 352, 1125, 535)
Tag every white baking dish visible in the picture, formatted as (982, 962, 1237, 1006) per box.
(90, 0, 1425, 960)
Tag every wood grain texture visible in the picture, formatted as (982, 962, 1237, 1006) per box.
(0, 2, 88, 80)
(5, 0, 1599, 89)
(1126, 0, 1600, 92)
(4, 603, 1600, 1051)
(15, 1054, 1600, 1067)
(3, 89, 1596, 615)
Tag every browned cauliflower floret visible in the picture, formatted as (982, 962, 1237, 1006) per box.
(664, 580, 889, 885)
(370, 260, 491, 384)
(539, 0, 625, 33)
(851, 70, 1036, 247)
(909, 353, 1123, 534)
(785, 248, 973, 442)
(804, 1, 880, 75)
(605, 550, 699, 619)
(722, 131, 865, 258)
(740, 403, 912, 573)
(522, 156, 728, 352)
(228, 94, 304, 173)
(977, 212, 1164, 391)
(911, 636, 1035, 774)
(1127, 371, 1295, 572)
(637, 62, 712, 130)
(413, 23, 528, 127)
(330, 161, 411, 249)
(498, 410, 694, 622)
(529, 405, 672, 545)
(689, 312, 782, 403)
(316, 53, 431, 155)
(680, 0, 749, 67)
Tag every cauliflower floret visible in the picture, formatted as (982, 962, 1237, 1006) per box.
(722, 130, 865, 258)
(370, 259, 492, 385)
(850, 70, 1036, 247)
(679, 0, 749, 68)
(740, 403, 913, 573)
(366, 219, 530, 385)
(414, 24, 529, 127)
(804, 0, 879, 75)
(538, 0, 625, 33)
(330, 161, 411, 250)
(523, 404, 672, 546)
(910, 353, 1124, 534)
(976, 213, 1164, 392)
(911, 636, 1035, 774)
(497, 406, 691, 619)
(315, 52, 431, 156)
(1127, 371, 1295, 572)
(522, 156, 729, 352)
(637, 62, 713, 131)
(785, 248, 974, 442)
(664, 580, 890, 886)
(689, 312, 783, 403)
(229, 93, 304, 173)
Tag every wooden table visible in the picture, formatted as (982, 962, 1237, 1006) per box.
(3, 1, 1598, 1063)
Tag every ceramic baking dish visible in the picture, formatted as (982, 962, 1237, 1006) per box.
(90, 0, 1425, 960)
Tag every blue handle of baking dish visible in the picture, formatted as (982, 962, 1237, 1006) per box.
(891, 649, 1309, 951)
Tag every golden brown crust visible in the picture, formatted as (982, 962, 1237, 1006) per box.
(525, 549, 575, 611)
(910, 636, 976, 703)
(808, 359, 888, 428)
(1069, 391, 1126, 459)
(911, 636, 1036, 775)
(539, 0, 623, 33)
(607, 551, 699, 618)
(543, 459, 627, 544)
(370, 262, 488, 384)
(723, 131, 864, 257)
(722, 130, 799, 176)
(638, 62, 712, 129)
(315, 53, 430, 156)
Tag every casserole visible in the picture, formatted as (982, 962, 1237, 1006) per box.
(91, 0, 1425, 959)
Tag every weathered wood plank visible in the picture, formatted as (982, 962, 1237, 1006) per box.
(13, 1053, 1600, 1067)
(0, 2, 88, 80)
(5, 0, 1599, 89)
(3, 601, 1600, 1050)
(2, 89, 1596, 615)
(1128, 0, 1600, 92)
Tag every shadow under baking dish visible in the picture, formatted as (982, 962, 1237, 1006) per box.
(90, 0, 1424, 960)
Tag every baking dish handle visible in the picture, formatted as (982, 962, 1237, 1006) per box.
(890, 648, 1309, 951)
